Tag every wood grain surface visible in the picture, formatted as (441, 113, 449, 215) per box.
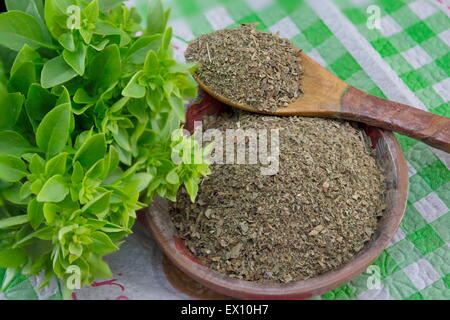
(341, 87, 450, 152)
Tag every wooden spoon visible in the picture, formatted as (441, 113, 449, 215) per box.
(190, 51, 450, 153)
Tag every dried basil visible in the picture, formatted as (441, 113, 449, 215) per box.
(186, 25, 304, 112)
(170, 111, 387, 283)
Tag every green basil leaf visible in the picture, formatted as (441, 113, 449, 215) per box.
(68, 242, 83, 262)
(169, 95, 186, 122)
(0, 154, 27, 182)
(0, 248, 27, 268)
(98, 0, 123, 11)
(72, 103, 93, 116)
(36, 103, 71, 158)
(27, 198, 44, 229)
(145, 0, 165, 35)
(0, 11, 55, 51)
(26, 83, 57, 123)
(58, 224, 77, 242)
(5, 0, 29, 11)
(81, 191, 111, 218)
(0, 46, 16, 81)
(159, 26, 172, 54)
(71, 161, 84, 184)
(99, 81, 117, 102)
(45, 152, 68, 176)
(0, 92, 24, 130)
(179, 78, 198, 98)
(0, 130, 33, 156)
(162, 112, 181, 138)
(123, 172, 152, 194)
(30, 179, 43, 195)
(90, 39, 109, 51)
(63, 42, 87, 75)
(44, 0, 71, 39)
(163, 8, 171, 34)
(10, 44, 40, 76)
(104, 145, 119, 177)
(184, 177, 198, 203)
(168, 62, 196, 74)
(0, 268, 17, 291)
(143, 50, 158, 76)
(43, 202, 58, 223)
(0, 214, 29, 229)
(127, 97, 148, 122)
(114, 142, 131, 166)
(129, 122, 146, 157)
(86, 44, 121, 91)
(73, 88, 97, 104)
(85, 158, 105, 180)
(165, 169, 179, 185)
(79, 27, 93, 45)
(112, 127, 131, 152)
(41, 56, 78, 89)
(125, 34, 161, 64)
(37, 174, 69, 203)
(29, 154, 45, 175)
(110, 96, 130, 113)
(34, 227, 54, 241)
(86, 253, 113, 278)
(163, 80, 174, 99)
(58, 32, 75, 52)
(20, 181, 32, 200)
(6, 0, 52, 43)
(88, 231, 118, 254)
(146, 87, 161, 111)
(94, 20, 121, 35)
(122, 71, 145, 98)
(13, 226, 52, 248)
(83, 0, 99, 22)
(100, 222, 126, 233)
(55, 86, 71, 106)
(3, 183, 29, 204)
(73, 133, 107, 168)
(94, 20, 130, 47)
(74, 130, 93, 150)
(7, 61, 36, 95)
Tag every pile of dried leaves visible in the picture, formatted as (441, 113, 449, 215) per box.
(170, 111, 387, 283)
(185, 25, 304, 112)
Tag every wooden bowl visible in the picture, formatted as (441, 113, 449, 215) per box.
(143, 94, 408, 300)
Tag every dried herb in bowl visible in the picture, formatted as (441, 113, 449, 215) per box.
(171, 111, 387, 283)
(185, 25, 304, 112)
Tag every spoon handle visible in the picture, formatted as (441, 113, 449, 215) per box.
(341, 87, 450, 153)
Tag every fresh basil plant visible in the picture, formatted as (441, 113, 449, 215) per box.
(0, 0, 210, 294)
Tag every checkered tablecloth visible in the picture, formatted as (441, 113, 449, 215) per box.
(1, 0, 449, 300)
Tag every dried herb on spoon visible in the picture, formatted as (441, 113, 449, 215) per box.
(186, 25, 304, 112)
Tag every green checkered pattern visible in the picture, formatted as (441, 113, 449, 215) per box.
(1, 0, 448, 300)
(340, 0, 449, 116)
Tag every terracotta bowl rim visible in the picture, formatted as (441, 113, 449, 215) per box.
(144, 127, 408, 300)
